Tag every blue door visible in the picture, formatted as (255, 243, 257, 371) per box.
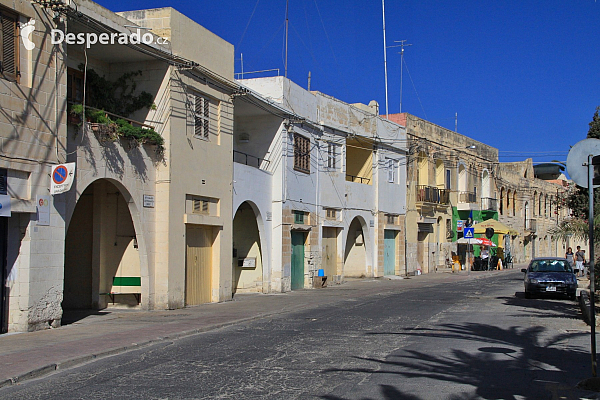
(384, 230, 396, 275)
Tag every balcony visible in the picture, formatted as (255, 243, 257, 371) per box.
(234, 150, 270, 170)
(457, 191, 480, 211)
(416, 185, 450, 205)
(526, 218, 537, 232)
(481, 197, 498, 211)
(346, 174, 371, 184)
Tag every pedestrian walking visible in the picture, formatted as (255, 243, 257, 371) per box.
(566, 247, 574, 270)
(575, 246, 586, 277)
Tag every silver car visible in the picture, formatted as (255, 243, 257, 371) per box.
(521, 257, 577, 300)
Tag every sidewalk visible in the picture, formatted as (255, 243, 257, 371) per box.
(0, 269, 515, 388)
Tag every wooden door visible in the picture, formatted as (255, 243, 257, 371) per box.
(186, 225, 213, 305)
(384, 230, 396, 275)
(291, 231, 305, 290)
(322, 227, 337, 277)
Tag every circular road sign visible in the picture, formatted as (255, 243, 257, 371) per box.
(52, 165, 68, 185)
(566, 138, 600, 188)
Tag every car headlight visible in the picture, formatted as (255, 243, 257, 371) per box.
(530, 279, 538, 284)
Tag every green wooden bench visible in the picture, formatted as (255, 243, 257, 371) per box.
(101, 276, 141, 304)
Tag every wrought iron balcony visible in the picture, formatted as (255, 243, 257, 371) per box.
(416, 185, 450, 205)
(481, 197, 498, 211)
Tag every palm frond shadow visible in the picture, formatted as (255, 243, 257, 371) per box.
(321, 323, 590, 400)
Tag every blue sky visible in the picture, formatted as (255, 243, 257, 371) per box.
(96, 0, 599, 165)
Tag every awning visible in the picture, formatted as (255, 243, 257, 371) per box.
(456, 237, 497, 247)
(473, 219, 518, 235)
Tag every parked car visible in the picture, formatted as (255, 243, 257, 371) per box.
(521, 257, 577, 300)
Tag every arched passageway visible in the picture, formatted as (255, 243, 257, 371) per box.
(63, 179, 141, 313)
(344, 217, 368, 277)
(232, 202, 263, 294)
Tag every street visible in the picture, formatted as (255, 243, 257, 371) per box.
(1, 270, 596, 400)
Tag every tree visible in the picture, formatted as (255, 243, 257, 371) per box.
(588, 106, 600, 139)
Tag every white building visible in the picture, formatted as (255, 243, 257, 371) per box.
(231, 77, 408, 293)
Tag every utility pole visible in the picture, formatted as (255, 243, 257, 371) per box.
(381, 0, 389, 117)
(285, 0, 289, 78)
(455, 112, 458, 132)
(308, 71, 311, 91)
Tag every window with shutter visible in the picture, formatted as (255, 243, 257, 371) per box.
(293, 133, 310, 173)
(386, 158, 396, 183)
(194, 95, 210, 139)
(326, 142, 337, 169)
(192, 198, 209, 214)
(293, 210, 305, 224)
(325, 208, 337, 220)
(0, 10, 18, 82)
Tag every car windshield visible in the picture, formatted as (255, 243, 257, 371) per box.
(529, 260, 572, 273)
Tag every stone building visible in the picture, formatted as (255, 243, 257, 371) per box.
(385, 113, 499, 273)
(0, 0, 68, 333)
(495, 160, 569, 263)
(2, 0, 238, 332)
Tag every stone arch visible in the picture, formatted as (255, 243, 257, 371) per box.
(63, 178, 149, 312)
(232, 200, 267, 294)
(343, 215, 371, 277)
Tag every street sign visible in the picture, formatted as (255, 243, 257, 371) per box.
(50, 163, 76, 195)
(0, 195, 10, 217)
(464, 227, 474, 239)
(457, 220, 464, 232)
(36, 195, 50, 225)
(566, 138, 600, 188)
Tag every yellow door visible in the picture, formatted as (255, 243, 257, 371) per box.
(322, 227, 338, 277)
(186, 225, 213, 305)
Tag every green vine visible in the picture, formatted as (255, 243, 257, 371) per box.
(78, 64, 155, 117)
(70, 104, 164, 154)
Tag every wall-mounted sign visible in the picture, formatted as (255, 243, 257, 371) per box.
(50, 163, 76, 195)
(457, 220, 464, 232)
(36, 195, 50, 225)
(0, 195, 11, 217)
(143, 194, 155, 208)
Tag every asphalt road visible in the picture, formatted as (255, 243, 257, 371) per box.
(2, 270, 597, 400)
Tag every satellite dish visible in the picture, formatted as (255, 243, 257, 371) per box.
(566, 138, 600, 188)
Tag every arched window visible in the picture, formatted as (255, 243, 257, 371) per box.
(512, 192, 516, 216)
(544, 195, 548, 216)
(506, 189, 511, 215)
(499, 187, 505, 215)
(539, 193, 542, 215)
(533, 191, 537, 216)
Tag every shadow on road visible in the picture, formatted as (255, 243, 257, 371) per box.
(498, 293, 581, 320)
(321, 322, 590, 400)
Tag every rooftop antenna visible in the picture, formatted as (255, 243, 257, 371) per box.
(285, 0, 289, 78)
(395, 40, 412, 113)
(382, 0, 389, 116)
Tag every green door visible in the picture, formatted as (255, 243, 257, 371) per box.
(291, 231, 305, 290)
(384, 230, 396, 275)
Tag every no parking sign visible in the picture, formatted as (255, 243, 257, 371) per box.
(50, 163, 76, 195)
